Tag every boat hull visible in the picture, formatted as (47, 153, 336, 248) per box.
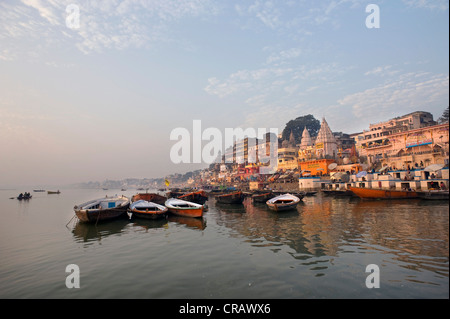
(417, 191, 449, 200)
(267, 202, 298, 211)
(350, 187, 418, 199)
(17, 196, 32, 200)
(75, 206, 129, 223)
(322, 189, 354, 197)
(166, 207, 203, 218)
(252, 192, 274, 203)
(130, 209, 167, 219)
(178, 191, 208, 205)
(216, 191, 244, 204)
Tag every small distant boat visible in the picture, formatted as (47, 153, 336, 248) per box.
(251, 192, 275, 203)
(349, 187, 418, 200)
(216, 191, 244, 204)
(178, 190, 208, 205)
(417, 190, 449, 200)
(266, 194, 300, 212)
(33, 189, 45, 192)
(121, 188, 127, 191)
(165, 198, 204, 218)
(17, 193, 32, 200)
(48, 190, 60, 194)
(74, 195, 130, 223)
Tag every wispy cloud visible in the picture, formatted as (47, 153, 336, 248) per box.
(21, 0, 62, 25)
(402, 0, 449, 10)
(265, 48, 302, 65)
(338, 72, 449, 120)
(205, 61, 348, 100)
(364, 65, 400, 77)
(0, 0, 219, 57)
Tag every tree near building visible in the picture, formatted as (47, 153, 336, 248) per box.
(438, 106, 449, 124)
(281, 114, 321, 144)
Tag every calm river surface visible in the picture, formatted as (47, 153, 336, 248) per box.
(0, 188, 448, 299)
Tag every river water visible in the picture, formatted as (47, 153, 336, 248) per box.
(0, 188, 448, 299)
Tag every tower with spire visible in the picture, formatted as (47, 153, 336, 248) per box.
(314, 118, 337, 159)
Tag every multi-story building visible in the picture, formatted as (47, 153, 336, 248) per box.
(354, 111, 437, 157)
(362, 122, 449, 169)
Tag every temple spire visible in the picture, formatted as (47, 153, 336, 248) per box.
(315, 118, 337, 158)
(300, 127, 312, 149)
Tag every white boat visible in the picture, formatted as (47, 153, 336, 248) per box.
(74, 195, 130, 223)
(165, 198, 204, 218)
(266, 193, 300, 212)
(129, 195, 168, 219)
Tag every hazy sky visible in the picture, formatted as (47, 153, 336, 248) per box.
(0, 0, 449, 187)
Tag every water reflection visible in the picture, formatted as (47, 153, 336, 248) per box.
(130, 218, 169, 233)
(71, 213, 207, 243)
(167, 215, 207, 230)
(71, 219, 130, 244)
(210, 194, 449, 280)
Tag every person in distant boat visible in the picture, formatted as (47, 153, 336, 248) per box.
(430, 173, 436, 179)
(18, 193, 23, 199)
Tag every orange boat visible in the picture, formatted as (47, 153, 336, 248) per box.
(165, 198, 204, 218)
(349, 187, 418, 200)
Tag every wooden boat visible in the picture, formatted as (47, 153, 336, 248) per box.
(251, 192, 275, 203)
(302, 191, 317, 196)
(417, 190, 449, 200)
(17, 193, 32, 200)
(33, 189, 45, 192)
(178, 190, 208, 205)
(322, 189, 354, 197)
(165, 198, 204, 218)
(131, 193, 167, 205)
(48, 190, 60, 194)
(216, 191, 244, 204)
(266, 194, 300, 212)
(74, 195, 130, 223)
(273, 191, 305, 199)
(349, 187, 418, 200)
(129, 199, 168, 219)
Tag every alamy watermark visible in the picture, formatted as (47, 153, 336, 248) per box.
(366, 4, 380, 29)
(65, 264, 80, 288)
(66, 4, 80, 29)
(365, 264, 380, 288)
(170, 120, 278, 174)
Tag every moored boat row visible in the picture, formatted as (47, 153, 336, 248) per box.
(73, 192, 207, 223)
(72, 188, 308, 224)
